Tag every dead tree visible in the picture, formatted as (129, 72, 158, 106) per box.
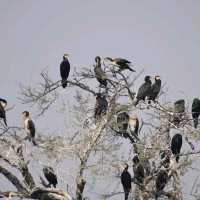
(1, 62, 200, 200)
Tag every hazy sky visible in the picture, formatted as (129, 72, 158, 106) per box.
(0, 1, 200, 199)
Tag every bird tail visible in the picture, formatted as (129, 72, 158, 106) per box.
(194, 118, 198, 129)
(62, 79, 68, 88)
(32, 138, 37, 146)
(3, 118, 7, 126)
(134, 99, 139, 106)
(155, 193, 158, 200)
(175, 154, 180, 163)
(128, 66, 136, 72)
(176, 155, 180, 163)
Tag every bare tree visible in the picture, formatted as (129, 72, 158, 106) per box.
(1, 62, 200, 200)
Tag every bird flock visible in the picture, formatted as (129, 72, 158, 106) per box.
(0, 54, 200, 199)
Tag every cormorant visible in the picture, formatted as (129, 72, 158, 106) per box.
(22, 111, 36, 146)
(132, 155, 145, 184)
(117, 112, 130, 137)
(148, 76, 161, 103)
(105, 57, 135, 72)
(171, 134, 182, 162)
(173, 99, 185, 125)
(192, 98, 200, 128)
(43, 166, 58, 188)
(94, 56, 107, 87)
(135, 76, 152, 105)
(129, 116, 139, 137)
(121, 163, 132, 200)
(60, 54, 70, 88)
(155, 170, 168, 196)
(0, 98, 7, 126)
(94, 93, 108, 120)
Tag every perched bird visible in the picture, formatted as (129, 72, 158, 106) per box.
(173, 99, 185, 125)
(135, 76, 152, 105)
(132, 155, 145, 184)
(121, 163, 132, 200)
(171, 134, 182, 162)
(129, 116, 139, 137)
(105, 57, 135, 72)
(94, 93, 108, 120)
(0, 98, 7, 126)
(148, 76, 162, 103)
(22, 111, 36, 146)
(155, 170, 168, 196)
(192, 98, 200, 128)
(94, 56, 107, 87)
(60, 54, 70, 88)
(117, 112, 130, 136)
(43, 166, 58, 188)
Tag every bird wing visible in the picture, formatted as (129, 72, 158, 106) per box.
(156, 171, 168, 191)
(134, 164, 144, 183)
(27, 119, 35, 130)
(0, 104, 6, 119)
(149, 82, 161, 98)
(171, 134, 182, 154)
(0, 104, 7, 126)
(94, 99, 102, 117)
(151, 82, 161, 94)
(137, 83, 151, 99)
(60, 60, 70, 79)
(94, 66, 107, 80)
(100, 98, 108, 111)
(44, 167, 57, 184)
(121, 172, 132, 187)
(48, 169, 58, 183)
(137, 164, 145, 178)
(115, 58, 131, 64)
(27, 119, 35, 137)
(192, 99, 200, 112)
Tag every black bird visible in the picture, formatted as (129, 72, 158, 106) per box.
(129, 116, 139, 137)
(132, 155, 145, 184)
(60, 54, 70, 88)
(155, 170, 168, 197)
(148, 75, 161, 103)
(173, 99, 185, 126)
(192, 98, 200, 128)
(0, 98, 7, 126)
(94, 93, 108, 120)
(43, 166, 58, 188)
(22, 111, 36, 146)
(94, 56, 107, 87)
(117, 112, 130, 137)
(121, 163, 132, 200)
(171, 134, 182, 162)
(105, 57, 135, 72)
(135, 76, 152, 105)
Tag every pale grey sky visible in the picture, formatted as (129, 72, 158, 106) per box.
(0, 1, 200, 199)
